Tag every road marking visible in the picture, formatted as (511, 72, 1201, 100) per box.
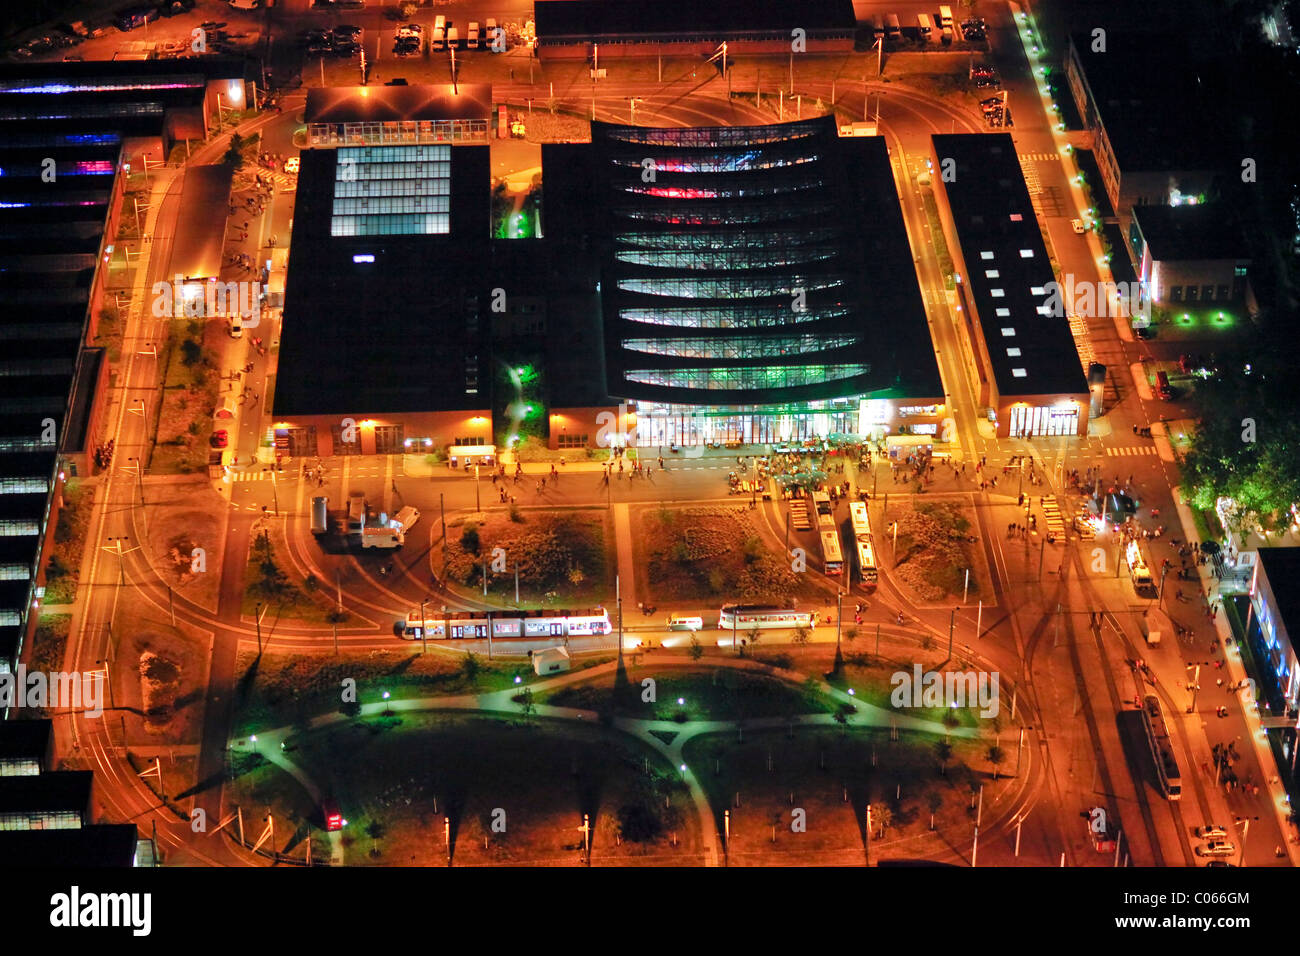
(1105, 446, 1157, 457)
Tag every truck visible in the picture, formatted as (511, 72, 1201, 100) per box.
(467, 21, 480, 49)
(917, 13, 934, 40)
(885, 13, 900, 38)
(347, 492, 366, 534)
(939, 4, 954, 28)
(311, 496, 328, 535)
(361, 526, 404, 549)
(392, 505, 420, 534)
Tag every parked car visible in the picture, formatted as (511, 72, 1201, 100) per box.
(333, 41, 359, 57)
(1195, 841, 1236, 857)
(283, 157, 299, 173)
(1195, 825, 1229, 840)
(333, 24, 361, 40)
(1071, 218, 1086, 234)
(210, 429, 229, 449)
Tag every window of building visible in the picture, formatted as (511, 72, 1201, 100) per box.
(1202, 285, 1214, 301)
(1011, 368, 1028, 377)
(557, 433, 588, 449)
(990, 289, 1005, 298)
(1001, 328, 1016, 337)
(996, 308, 1010, 317)
(1019, 249, 1034, 258)
(1007, 348, 1021, 356)
(985, 270, 1000, 278)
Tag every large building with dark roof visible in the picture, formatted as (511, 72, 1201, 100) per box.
(545, 117, 944, 446)
(271, 97, 948, 455)
(1064, 32, 1228, 222)
(0, 58, 245, 672)
(536, 0, 856, 59)
(929, 133, 1089, 438)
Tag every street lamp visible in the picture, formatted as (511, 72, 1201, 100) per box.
(382, 690, 391, 715)
(419, 599, 428, 654)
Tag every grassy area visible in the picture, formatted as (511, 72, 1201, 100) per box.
(889, 498, 982, 603)
(830, 656, 988, 732)
(44, 482, 92, 605)
(230, 647, 613, 736)
(227, 712, 700, 865)
(683, 725, 996, 864)
(149, 318, 221, 475)
(538, 667, 838, 722)
(635, 504, 815, 605)
(441, 508, 613, 606)
(27, 614, 71, 688)
(239, 527, 339, 626)
(920, 187, 956, 289)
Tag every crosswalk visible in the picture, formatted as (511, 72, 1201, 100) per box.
(1040, 497, 1065, 538)
(1105, 446, 1158, 457)
(1019, 152, 1062, 162)
(789, 505, 812, 531)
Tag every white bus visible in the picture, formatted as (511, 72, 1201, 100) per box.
(807, 489, 835, 530)
(820, 529, 844, 576)
(849, 500, 872, 540)
(856, 540, 878, 590)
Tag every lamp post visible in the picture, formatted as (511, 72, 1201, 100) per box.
(254, 602, 265, 654)
(419, 598, 428, 655)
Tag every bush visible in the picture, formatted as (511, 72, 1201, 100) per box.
(460, 523, 480, 554)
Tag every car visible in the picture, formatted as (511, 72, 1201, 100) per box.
(332, 41, 359, 56)
(333, 24, 361, 39)
(395, 23, 421, 38)
(1195, 825, 1229, 840)
(1071, 218, 1086, 234)
(1134, 324, 1156, 340)
(283, 156, 299, 173)
(307, 42, 332, 55)
(971, 66, 995, 77)
(974, 76, 999, 88)
(1154, 370, 1176, 400)
(210, 430, 229, 449)
(1205, 861, 1236, 867)
(1195, 841, 1236, 857)
(384, 77, 408, 85)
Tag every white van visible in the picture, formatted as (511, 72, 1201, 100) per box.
(392, 505, 420, 534)
(917, 13, 934, 40)
(939, 4, 954, 28)
(311, 496, 328, 535)
(885, 13, 901, 38)
(667, 614, 704, 631)
(229, 313, 243, 338)
(467, 21, 480, 49)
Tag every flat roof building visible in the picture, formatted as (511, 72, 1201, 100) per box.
(306, 84, 492, 148)
(1064, 33, 1228, 222)
(0, 718, 54, 775)
(0, 823, 141, 866)
(1129, 203, 1250, 307)
(0, 769, 93, 830)
(930, 133, 1089, 438)
(535, 0, 856, 59)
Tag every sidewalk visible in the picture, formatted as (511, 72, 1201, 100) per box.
(1169, 490, 1300, 866)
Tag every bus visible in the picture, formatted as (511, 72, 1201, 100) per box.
(849, 500, 872, 540)
(856, 539, 878, 589)
(807, 490, 835, 530)
(398, 607, 610, 640)
(1140, 695, 1182, 799)
(820, 529, 844, 576)
(718, 605, 816, 631)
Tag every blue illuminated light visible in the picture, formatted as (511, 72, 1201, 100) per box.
(352, 254, 375, 263)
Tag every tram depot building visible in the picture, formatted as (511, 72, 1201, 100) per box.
(271, 87, 1091, 459)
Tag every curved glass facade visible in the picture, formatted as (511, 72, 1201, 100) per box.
(625, 365, 870, 390)
(621, 334, 859, 358)
(619, 305, 850, 328)
(617, 276, 844, 298)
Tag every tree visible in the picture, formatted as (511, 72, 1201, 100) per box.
(792, 625, 811, 645)
(747, 625, 761, 649)
(935, 738, 953, 776)
(834, 702, 854, 734)
(180, 339, 202, 367)
(223, 133, 247, 168)
(1181, 362, 1300, 533)
(460, 523, 481, 553)
(873, 803, 893, 838)
(987, 744, 1006, 780)
(687, 635, 704, 660)
(517, 686, 536, 720)
(460, 652, 482, 685)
